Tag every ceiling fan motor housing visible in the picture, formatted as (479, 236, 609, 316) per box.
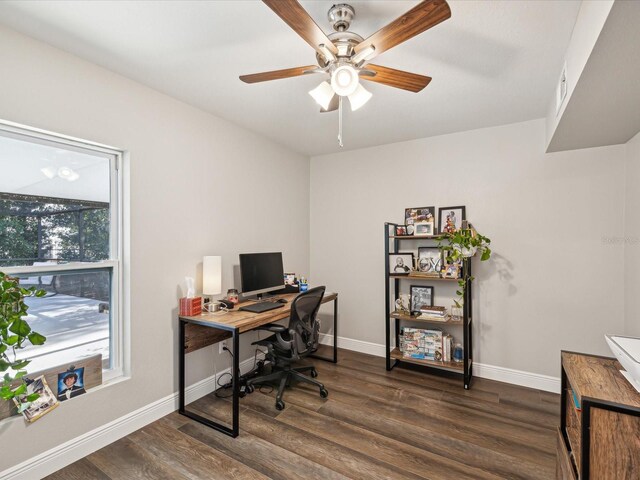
(328, 4, 355, 32)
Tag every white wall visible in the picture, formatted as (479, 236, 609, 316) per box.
(625, 131, 640, 337)
(0, 25, 309, 472)
(311, 119, 626, 378)
(545, 0, 614, 149)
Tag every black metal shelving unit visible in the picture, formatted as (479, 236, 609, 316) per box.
(384, 222, 473, 389)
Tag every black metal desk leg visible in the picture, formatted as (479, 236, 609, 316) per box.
(332, 296, 338, 363)
(232, 328, 240, 437)
(179, 319, 185, 413)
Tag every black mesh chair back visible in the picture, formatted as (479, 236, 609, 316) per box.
(289, 286, 326, 358)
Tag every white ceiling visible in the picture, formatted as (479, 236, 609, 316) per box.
(0, 133, 110, 202)
(0, 0, 582, 156)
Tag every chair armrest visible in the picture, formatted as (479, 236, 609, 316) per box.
(254, 324, 287, 333)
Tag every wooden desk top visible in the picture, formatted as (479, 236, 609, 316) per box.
(562, 351, 640, 410)
(179, 292, 337, 334)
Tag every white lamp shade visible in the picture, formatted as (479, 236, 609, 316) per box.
(331, 65, 359, 96)
(348, 83, 372, 111)
(203, 256, 222, 295)
(309, 81, 335, 110)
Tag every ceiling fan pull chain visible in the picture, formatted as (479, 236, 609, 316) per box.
(338, 96, 344, 147)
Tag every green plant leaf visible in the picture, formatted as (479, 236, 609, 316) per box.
(26, 392, 40, 402)
(15, 370, 27, 379)
(0, 358, 10, 372)
(12, 383, 26, 395)
(5, 335, 19, 346)
(11, 359, 30, 370)
(9, 318, 31, 336)
(18, 402, 32, 413)
(28, 332, 46, 345)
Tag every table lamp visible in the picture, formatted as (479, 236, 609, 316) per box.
(203, 256, 222, 312)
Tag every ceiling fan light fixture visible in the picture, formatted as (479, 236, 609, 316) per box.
(351, 45, 376, 65)
(331, 65, 359, 96)
(348, 83, 372, 111)
(309, 81, 335, 110)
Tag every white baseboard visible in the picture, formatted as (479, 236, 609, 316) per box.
(0, 356, 258, 480)
(319, 333, 560, 393)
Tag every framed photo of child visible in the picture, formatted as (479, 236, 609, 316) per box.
(438, 206, 466, 234)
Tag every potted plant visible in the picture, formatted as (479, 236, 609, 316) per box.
(438, 224, 492, 311)
(0, 273, 47, 411)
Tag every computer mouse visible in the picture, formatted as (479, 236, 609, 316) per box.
(277, 298, 288, 304)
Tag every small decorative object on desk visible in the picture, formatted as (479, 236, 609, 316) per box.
(226, 289, 239, 304)
(179, 297, 202, 316)
(13, 376, 59, 423)
(389, 252, 413, 275)
(299, 276, 308, 292)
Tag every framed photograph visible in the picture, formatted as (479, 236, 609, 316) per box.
(389, 252, 414, 275)
(395, 293, 411, 314)
(13, 375, 59, 423)
(443, 262, 461, 279)
(57, 367, 87, 402)
(417, 247, 443, 274)
(410, 285, 434, 312)
(284, 273, 296, 286)
(414, 221, 434, 236)
(395, 225, 408, 236)
(405, 206, 435, 226)
(438, 206, 466, 234)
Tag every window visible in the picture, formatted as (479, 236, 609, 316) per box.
(0, 121, 124, 380)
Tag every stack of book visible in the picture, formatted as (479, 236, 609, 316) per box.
(400, 327, 455, 362)
(418, 305, 449, 322)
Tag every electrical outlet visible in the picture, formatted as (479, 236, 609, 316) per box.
(219, 340, 228, 355)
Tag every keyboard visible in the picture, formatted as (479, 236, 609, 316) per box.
(239, 302, 285, 314)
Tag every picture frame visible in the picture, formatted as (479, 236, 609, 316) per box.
(57, 367, 87, 402)
(438, 206, 466, 234)
(417, 247, 443, 274)
(443, 262, 461, 279)
(410, 285, 434, 312)
(13, 375, 59, 423)
(389, 252, 414, 275)
(414, 221, 435, 236)
(395, 225, 408, 236)
(395, 293, 411, 314)
(405, 206, 435, 226)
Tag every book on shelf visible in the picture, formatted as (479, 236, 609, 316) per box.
(400, 327, 455, 363)
(417, 305, 450, 321)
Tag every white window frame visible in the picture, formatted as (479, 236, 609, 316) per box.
(0, 119, 126, 382)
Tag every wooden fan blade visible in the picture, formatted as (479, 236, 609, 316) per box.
(353, 0, 451, 61)
(361, 64, 432, 93)
(263, 0, 338, 56)
(239, 65, 318, 84)
(320, 95, 339, 113)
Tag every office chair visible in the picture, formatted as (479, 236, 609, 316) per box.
(246, 286, 328, 410)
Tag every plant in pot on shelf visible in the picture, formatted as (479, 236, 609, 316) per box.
(0, 273, 47, 411)
(438, 224, 492, 318)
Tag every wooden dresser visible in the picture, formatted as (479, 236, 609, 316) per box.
(558, 351, 640, 479)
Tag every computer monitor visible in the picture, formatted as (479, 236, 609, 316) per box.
(239, 252, 284, 298)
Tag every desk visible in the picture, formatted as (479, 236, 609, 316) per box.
(178, 291, 338, 437)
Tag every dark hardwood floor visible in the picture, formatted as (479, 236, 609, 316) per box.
(46, 348, 560, 479)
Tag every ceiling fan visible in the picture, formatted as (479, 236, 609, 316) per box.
(240, 0, 451, 146)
